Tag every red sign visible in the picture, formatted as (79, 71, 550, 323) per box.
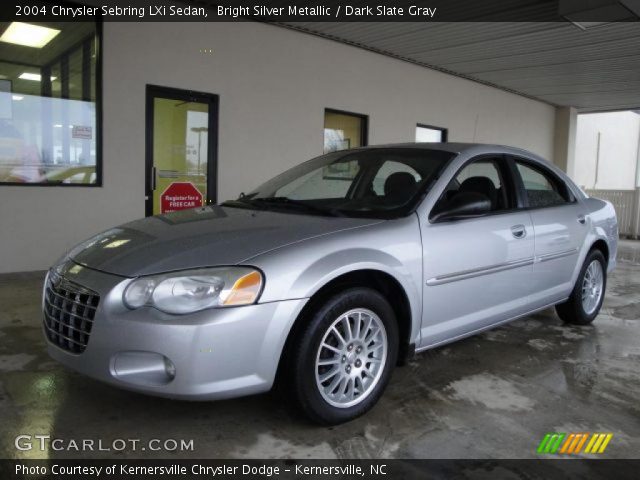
(160, 182, 203, 214)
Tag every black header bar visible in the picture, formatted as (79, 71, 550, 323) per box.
(1, 0, 640, 22)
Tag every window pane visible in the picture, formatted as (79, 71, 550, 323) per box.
(416, 125, 445, 142)
(0, 22, 99, 185)
(51, 63, 61, 98)
(68, 47, 83, 100)
(437, 158, 509, 212)
(372, 161, 422, 196)
(516, 162, 568, 208)
(276, 158, 360, 200)
(247, 148, 453, 218)
(457, 160, 502, 188)
(152, 98, 208, 215)
(324, 110, 365, 153)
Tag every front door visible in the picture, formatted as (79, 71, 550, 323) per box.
(419, 155, 536, 348)
(145, 85, 218, 216)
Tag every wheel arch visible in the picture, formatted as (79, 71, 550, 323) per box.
(565, 232, 610, 296)
(275, 268, 415, 386)
(590, 238, 609, 263)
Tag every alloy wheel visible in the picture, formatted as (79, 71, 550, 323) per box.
(314, 308, 388, 408)
(581, 259, 604, 315)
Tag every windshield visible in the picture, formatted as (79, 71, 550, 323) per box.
(224, 148, 455, 219)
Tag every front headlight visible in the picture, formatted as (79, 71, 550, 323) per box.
(123, 267, 263, 314)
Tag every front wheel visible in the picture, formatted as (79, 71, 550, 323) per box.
(290, 288, 398, 424)
(556, 249, 607, 325)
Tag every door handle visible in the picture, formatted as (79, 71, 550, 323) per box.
(577, 214, 586, 224)
(511, 224, 526, 239)
(150, 166, 157, 191)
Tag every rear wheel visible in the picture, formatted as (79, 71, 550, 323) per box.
(556, 249, 607, 325)
(290, 288, 398, 424)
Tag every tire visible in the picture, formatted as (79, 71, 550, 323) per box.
(556, 249, 607, 325)
(290, 287, 399, 425)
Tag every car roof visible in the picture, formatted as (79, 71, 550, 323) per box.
(355, 142, 540, 158)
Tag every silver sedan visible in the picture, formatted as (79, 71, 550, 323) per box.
(43, 143, 618, 424)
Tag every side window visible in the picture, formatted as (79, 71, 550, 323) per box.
(372, 161, 422, 196)
(438, 157, 511, 213)
(516, 162, 570, 209)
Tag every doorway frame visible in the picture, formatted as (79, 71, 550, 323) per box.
(145, 84, 219, 216)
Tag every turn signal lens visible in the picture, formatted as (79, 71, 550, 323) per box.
(222, 270, 263, 306)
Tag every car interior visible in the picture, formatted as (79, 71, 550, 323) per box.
(434, 158, 511, 217)
(262, 149, 454, 215)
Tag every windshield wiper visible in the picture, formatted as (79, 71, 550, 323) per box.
(250, 197, 344, 217)
(221, 199, 266, 210)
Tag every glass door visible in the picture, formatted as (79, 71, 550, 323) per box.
(145, 85, 218, 216)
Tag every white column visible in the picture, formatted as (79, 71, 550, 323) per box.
(632, 122, 640, 238)
(553, 106, 578, 178)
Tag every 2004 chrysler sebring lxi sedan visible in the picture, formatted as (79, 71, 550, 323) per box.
(43, 143, 618, 424)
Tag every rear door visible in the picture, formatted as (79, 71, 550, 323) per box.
(511, 158, 589, 308)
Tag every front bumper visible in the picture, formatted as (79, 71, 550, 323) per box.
(44, 262, 308, 400)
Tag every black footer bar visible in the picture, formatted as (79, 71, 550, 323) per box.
(2, 459, 640, 480)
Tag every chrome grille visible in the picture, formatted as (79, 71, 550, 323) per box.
(43, 273, 99, 354)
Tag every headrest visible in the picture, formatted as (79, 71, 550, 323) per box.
(384, 172, 417, 198)
(459, 176, 497, 208)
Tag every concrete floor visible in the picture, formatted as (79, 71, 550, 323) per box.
(1, 241, 639, 460)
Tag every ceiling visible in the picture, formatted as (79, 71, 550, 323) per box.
(3, 5, 638, 112)
(0, 22, 94, 67)
(0, 22, 95, 97)
(276, 21, 640, 112)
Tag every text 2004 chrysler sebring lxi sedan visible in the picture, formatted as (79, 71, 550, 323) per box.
(43, 143, 617, 424)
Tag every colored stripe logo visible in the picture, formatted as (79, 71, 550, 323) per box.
(537, 433, 613, 454)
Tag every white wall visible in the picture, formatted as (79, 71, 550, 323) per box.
(574, 111, 640, 190)
(0, 22, 556, 273)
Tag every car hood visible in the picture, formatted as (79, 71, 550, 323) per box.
(68, 206, 381, 277)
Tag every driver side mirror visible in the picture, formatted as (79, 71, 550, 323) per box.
(430, 191, 492, 222)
